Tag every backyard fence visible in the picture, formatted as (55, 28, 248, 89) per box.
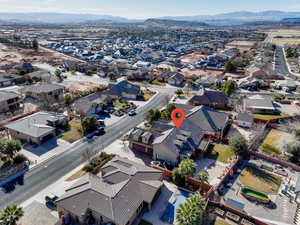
(250, 151, 300, 172)
(208, 201, 269, 225)
(152, 165, 213, 195)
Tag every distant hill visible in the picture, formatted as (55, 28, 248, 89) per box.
(0, 12, 131, 24)
(144, 18, 208, 27)
(159, 11, 300, 25)
(281, 18, 300, 23)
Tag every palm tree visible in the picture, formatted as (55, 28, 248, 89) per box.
(176, 194, 205, 225)
(179, 159, 196, 178)
(198, 171, 208, 183)
(0, 205, 24, 225)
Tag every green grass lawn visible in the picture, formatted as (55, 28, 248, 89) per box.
(206, 144, 236, 164)
(239, 165, 282, 194)
(113, 100, 128, 109)
(260, 129, 290, 155)
(253, 113, 289, 121)
(61, 120, 84, 143)
(214, 218, 231, 225)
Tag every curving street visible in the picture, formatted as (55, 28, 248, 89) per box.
(0, 92, 169, 210)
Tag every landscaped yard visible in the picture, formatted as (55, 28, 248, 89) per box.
(113, 100, 129, 109)
(206, 144, 236, 164)
(214, 218, 232, 225)
(253, 113, 289, 121)
(260, 129, 295, 155)
(239, 165, 282, 195)
(142, 89, 156, 101)
(61, 119, 83, 143)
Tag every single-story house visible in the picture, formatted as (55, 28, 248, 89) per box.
(56, 157, 163, 225)
(235, 112, 253, 128)
(0, 73, 26, 87)
(188, 89, 229, 109)
(4, 111, 68, 145)
(0, 91, 22, 113)
(244, 95, 277, 114)
(167, 72, 185, 87)
(20, 83, 64, 103)
(72, 93, 112, 117)
(105, 80, 141, 100)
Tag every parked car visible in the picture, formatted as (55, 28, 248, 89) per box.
(95, 127, 105, 136)
(128, 110, 136, 116)
(45, 194, 59, 210)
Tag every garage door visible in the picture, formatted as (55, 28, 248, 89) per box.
(132, 143, 147, 152)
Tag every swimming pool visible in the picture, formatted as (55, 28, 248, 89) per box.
(161, 189, 190, 224)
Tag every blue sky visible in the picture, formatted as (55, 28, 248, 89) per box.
(0, 0, 299, 19)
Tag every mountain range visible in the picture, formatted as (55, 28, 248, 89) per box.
(1, 11, 300, 25)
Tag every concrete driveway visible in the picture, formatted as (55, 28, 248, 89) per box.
(21, 137, 71, 166)
(19, 201, 58, 225)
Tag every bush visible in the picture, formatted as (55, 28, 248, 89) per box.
(83, 164, 93, 172)
(172, 168, 185, 186)
(1, 160, 12, 169)
(13, 154, 27, 164)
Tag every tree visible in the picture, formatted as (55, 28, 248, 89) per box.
(82, 115, 98, 135)
(54, 69, 62, 80)
(178, 159, 196, 178)
(161, 104, 176, 121)
(176, 194, 205, 225)
(0, 205, 24, 225)
(224, 60, 237, 73)
(221, 80, 235, 96)
(64, 93, 73, 105)
(175, 89, 184, 96)
(229, 135, 249, 158)
(32, 39, 39, 51)
(197, 171, 208, 183)
(146, 109, 161, 122)
(0, 139, 21, 160)
(107, 72, 116, 81)
(284, 143, 300, 162)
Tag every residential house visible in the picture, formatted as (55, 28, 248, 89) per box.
(235, 112, 253, 128)
(129, 105, 229, 165)
(20, 83, 64, 103)
(245, 64, 267, 78)
(188, 89, 229, 109)
(0, 73, 26, 87)
(56, 157, 163, 225)
(0, 91, 22, 113)
(273, 80, 298, 92)
(244, 95, 277, 114)
(4, 111, 68, 145)
(13, 62, 33, 74)
(167, 72, 185, 87)
(63, 61, 78, 71)
(72, 93, 112, 117)
(105, 80, 141, 100)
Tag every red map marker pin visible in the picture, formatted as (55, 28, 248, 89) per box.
(171, 108, 185, 128)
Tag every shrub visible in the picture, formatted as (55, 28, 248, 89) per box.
(1, 160, 12, 169)
(13, 154, 27, 164)
(172, 168, 185, 186)
(83, 164, 93, 172)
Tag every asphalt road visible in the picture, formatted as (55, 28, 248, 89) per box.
(275, 46, 298, 79)
(0, 92, 169, 209)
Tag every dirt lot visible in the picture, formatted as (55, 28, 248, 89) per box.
(180, 52, 205, 64)
(260, 129, 295, 155)
(180, 69, 223, 78)
(266, 29, 300, 45)
(63, 81, 100, 93)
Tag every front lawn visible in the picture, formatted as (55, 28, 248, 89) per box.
(214, 218, 231, 225)
(61, 120, 84, 143)
(253, 113, 289, 121)
(142, 89, 156, 101)
(206, 144, 236, 164)
(113, 100, 128, 109)
(239, 165, 282, 194)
